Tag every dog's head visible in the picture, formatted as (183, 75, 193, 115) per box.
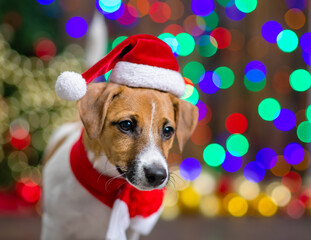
(78, 82, 198, 191)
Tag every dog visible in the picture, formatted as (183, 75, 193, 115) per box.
(41, 82, 198, 240)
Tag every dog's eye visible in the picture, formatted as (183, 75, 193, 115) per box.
(163, 126, 174, 139)
(119, 120, 134, 132)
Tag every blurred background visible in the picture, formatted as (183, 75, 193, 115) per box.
(0, 0, 311, 239)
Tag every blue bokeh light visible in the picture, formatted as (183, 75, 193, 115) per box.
(221, 152, 243, 173)
(273, 109, 296, 131)
(196, 100, 207, 121)
(199, 71, 220, 94)
(191, 0, 215, 17)
(261, 21, 283, 44)
(96, 1, 125, 20)
(302, 51, 311, 66)
(285, 0, 307, 10)
(98, 0, 122, 13)
(37, 0, 54, 5)
(256, 148, 277, 169)
(179, 158, 202, 181)
(245, 69, 266, 83)
(66, 17, 88, 38)
(244, 161, 265, 183)
(283, 143, 305, 165)
(245, 60, 267, 75)
(300, 32, 311, 55)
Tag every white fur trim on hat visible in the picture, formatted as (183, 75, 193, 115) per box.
(55, 71, 87, 101)
(109, 61, 185, 97)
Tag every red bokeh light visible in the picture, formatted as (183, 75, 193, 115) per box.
(118, 5, 137, 26)
(34, 38, 57, 61)
(16, 180, 41, 204)
(226, 113, 248, 134)
(211, 27, 232, 49)
(163, 24, 185, 35)
(190, 124, 212, 146)
(10, 128, 31, 150)
(149, 2, 171, 23)
(282, 171, 302, 193)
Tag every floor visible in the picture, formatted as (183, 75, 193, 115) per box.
(1, 216, 311, 240)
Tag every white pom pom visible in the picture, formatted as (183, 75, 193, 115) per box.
(55, 71, 87, 101)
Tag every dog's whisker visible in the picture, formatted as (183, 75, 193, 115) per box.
(104, 173, 125, 191)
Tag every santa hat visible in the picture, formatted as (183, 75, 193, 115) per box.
(55, 34, 185, 101)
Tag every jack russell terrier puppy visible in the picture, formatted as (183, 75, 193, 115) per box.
(41, 35, 198, 240)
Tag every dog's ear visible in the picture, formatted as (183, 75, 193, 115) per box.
(77, 82, 123, 139)
(170, 95, 199, 152)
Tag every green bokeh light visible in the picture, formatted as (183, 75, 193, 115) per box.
(306, 105, 311, 121)
(258, 98, 281, 121)
(203, 143, 226, 167)
(213, 66, 235, 89)
(158, 33, 179, 53)
(196, 35, 218, 57)
(226, 134, 249, 157)
(244, 77, 266, 92)
(297, 121, 311, 143)
(176, 33, 195, 56)
(181, 85, 199, 105)
(217, 0, 232, 7)
(183, 61, 205, 84)
(105, 70, 112, 81)
(112, 36, 128, 49)
(277, 30, 298, 53)
(289, 69, 311, 92)
(235, 0, 257, 13)
(197, 11, 219, 32)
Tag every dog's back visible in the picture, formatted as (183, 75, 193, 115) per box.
(41, 122, 113, 240)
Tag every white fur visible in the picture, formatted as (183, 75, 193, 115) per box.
(41, 123, 162, 240)
(55, 71, 87, 101)
(133, 102, 169, 190)
(109, 61, 185, 97)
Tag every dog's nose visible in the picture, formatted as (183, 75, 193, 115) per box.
(144, 166, 167, 187)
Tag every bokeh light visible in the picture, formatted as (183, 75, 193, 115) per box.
(37, 0, 54, 5)
(179, 158, 201, 181)
(117, 5, 138, 26)
(271, 185, 291, 207)
(245, 60, 267, 75)
(226, 134, 249, 157)
(98, 0, 122, 13)
(112, 36, 127, 49)
(225, 3, 246, 21)
(297, 121, 311, 143)
(271, 156, 291, 177)
(191, 124, 212, 146)
(261, 21, 283, 43)
(227, 196, 248, 217)
(213, 66, 235, 89)
(244, 161, 265, 183)
(225, 113, 248, 134)
(196, 100, 207, 121)
(282, 171, 302, 193)
(289, 69, 311, 92)
(221, 152, 243, 172)
(285, 8, 305, 30)
(273, 109, 296, 131)
(197, 11, 219, 32)
(256, 148, 277, 169)
(183, 61, 205, 84)
(191, 0, 215, 17)
(176, 33, 195, 56)
(235, 0, 257, 13)
(210, 27, 231, 49)
(180, 84, 199, 105)
(97, 1, 124, 20)
(258, 196, 278, 217)
(258, 98, 281, 121)
(199, 71, 220, 94)
(203, 143, 226, 167)
(283, 143, 305, 165)
(66, 16, 88, 38)
(196, 35, 218, 57)
(238, 181, 260, 200)
(300, 32, 311, 54)
(277, 30, 298, 53)
(180, 187, 200, 209)
(149, 2, 171, 23)
(285, 0, 307, 10)
(200, 195, 220, 217)
(287, 199, 305, 219)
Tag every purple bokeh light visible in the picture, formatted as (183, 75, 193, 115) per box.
(191, 0, 215, 17)
(273, 109, 296, 131)
(300, 33, 311, 55)
(225, 4, 246, 21)
(196, 100, 207, 121)
(261, 21, 283, 44)
(256, 148, 277, 169)
(179, 158, 202, 181)
(66, 17, 88, 38)
(285, 0, 307, 10)
(37, 0, 54, 5)
(221, 152, 243, 173)
(244, 161, 265, 183)
(96, 1, 125, 20)
(302, 51, 311, 66)
(283, 143, 305, 165)
(245, 60, 267, 75)
(199, 71, 220, 94)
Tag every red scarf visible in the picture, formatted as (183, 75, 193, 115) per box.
(70, 131, 164, 218)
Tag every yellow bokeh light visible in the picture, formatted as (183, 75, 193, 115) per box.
(227, 196, 248, 217)
(258, 196, 278, 217)
(180, 187, 201, 209)
(169, 167, 190, 191)
(271, 185, 291, 207)
(200, 194, 220, 217)
(163, 187, 179, 207)
(238, 180, 260, 200)
(192, 172, 216, 195)
(161, 205, 180, 221)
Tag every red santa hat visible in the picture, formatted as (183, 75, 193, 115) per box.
(55, 34, 185, 101)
